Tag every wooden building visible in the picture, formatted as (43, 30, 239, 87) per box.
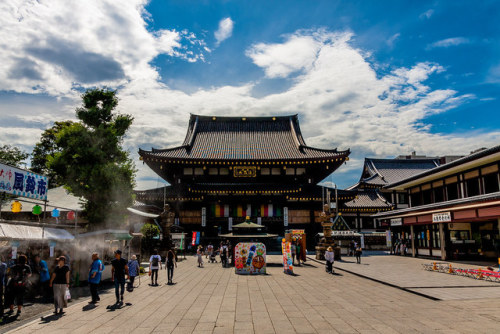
(136, 114, 352, 247)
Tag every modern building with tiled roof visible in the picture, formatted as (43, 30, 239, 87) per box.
(137, 114, 351, 247)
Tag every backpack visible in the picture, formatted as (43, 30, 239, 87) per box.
(151, 256, 159, 267)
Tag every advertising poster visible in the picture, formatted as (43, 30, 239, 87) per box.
(234, 242, 266, 275)
(281, 239, 293, 275)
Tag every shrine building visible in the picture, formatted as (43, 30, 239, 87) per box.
(136, 114, 352, 246)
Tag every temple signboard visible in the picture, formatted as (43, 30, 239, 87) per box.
(0, 163, 49, 200)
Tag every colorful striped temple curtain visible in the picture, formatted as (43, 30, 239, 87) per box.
(234, 204, 252, 217)
(211, 204, 230, 217)
(260, 204, 282, 217)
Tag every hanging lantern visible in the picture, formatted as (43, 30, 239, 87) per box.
(67, 211, 75, 220)
(51, 208, 60, 218)
(11, 201, 22, 213)
(32, 205, 42, 215)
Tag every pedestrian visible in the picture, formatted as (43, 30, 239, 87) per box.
(296, 241, 301, 266)
(49, 256, 70, 314)
(220, 243, 228, 268)
(197, 245, 204, 267)
(325, 246, 335, 274)
(88, 252, 104, 304)
(166, 249, 177, 284)
(34, 255, 51, 303)
(149, 249, 161, 286)
(6, 254, 31, 317)
(127, 255, 139, 291)
(207, 243, 213, 260)
(111, 250, 129, 305)
(0, 256, 7, 322)
(355, 245, 363, 264)
(349, 240, 355, 257)
(291, 242, 296, 265)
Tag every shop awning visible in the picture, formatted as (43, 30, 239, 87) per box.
(0, 223, 74, 241)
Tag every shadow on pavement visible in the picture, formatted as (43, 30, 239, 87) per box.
(106, 302, 132, 312)
(40, 313, 63, 324)
(82, 303, 97, 311)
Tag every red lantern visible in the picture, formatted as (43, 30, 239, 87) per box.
(67, 211, 75, 220)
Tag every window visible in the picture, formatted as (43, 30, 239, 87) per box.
(422, 188, 432, 205)
(446, 183, 458, 200)
(261, 168, 270, 175)
(183, 168, 193, 175)
(433, 186, 444, 203)
(271, 168, 281, 175)
(209, 168, 218, 175)
(220, 168, 229, 175)
(410, 188, 421, 206)
(484, 172, 499, 194)
(397, 192, 408, 204)
(296, 168, 306, 175)
(466, 178, 480, 197)
(432, 224, 441, 248)
(194, 168, 204, 175)
(285, 168, 295, 175)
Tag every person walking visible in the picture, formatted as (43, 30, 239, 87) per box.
(6, 254, 32, 317)
(88, 253, 104, 304)
(197, 245, 204, 267)
(49, 256, 70, 314)
(220, 243, 228, 268)
(149, 249, 161, 286)
(0, 257, 7, 322)
(291, 243, 297, 265)
(355, 245, 363, 264)
(111, 250, 128, 304)
(34, 255, 51, 303)
(325, 246, 335, 274)
(166, 249, 177, 284)
(296, 241, 302, 266)
(127, 255, 139, 292)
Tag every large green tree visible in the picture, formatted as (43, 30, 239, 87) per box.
(0, 145, 29, 167)
(31, 121, 74, 188)
(48, 88, 136, 227)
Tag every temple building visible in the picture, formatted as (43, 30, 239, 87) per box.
(136, 114, 352, 247)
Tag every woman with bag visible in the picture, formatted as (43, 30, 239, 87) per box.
(49, 256, 70, 314)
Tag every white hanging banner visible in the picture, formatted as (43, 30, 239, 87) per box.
(284, 207, 289, 227)
(201, 207, 206, 227)
(228, 217, 233, 231)
(257, 217, 262, 225)
(0, 162, 49, 200)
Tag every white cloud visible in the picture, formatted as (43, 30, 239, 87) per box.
(419, 9, 434, 20)
(386, 33, 400, 48)
(427, 37, 470, 49)
(214, 17, 234, 45)
(0, 2, 497, 190)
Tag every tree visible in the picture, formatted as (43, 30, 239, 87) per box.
(31, 121, 74, 188)
(48, 88, 136, 227)
(141, 223, 160, 254)
(0, 145, 29, 168)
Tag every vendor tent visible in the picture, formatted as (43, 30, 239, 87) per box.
(0, 222, 74, 240)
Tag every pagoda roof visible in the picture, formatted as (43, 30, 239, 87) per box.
(344, 190, 393, 209)
(348, 157, 439, 189)
(139, 114, 349, 161)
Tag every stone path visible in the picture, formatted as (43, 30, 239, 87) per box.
(321, 253, 500, 300)
(6, 255, 500, 334)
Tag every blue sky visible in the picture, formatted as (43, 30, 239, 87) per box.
(0, 0, 499, 190)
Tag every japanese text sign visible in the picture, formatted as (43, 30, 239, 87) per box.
(0, 163, 49, 200)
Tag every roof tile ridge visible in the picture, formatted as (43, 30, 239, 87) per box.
(289, 116, 303, 149)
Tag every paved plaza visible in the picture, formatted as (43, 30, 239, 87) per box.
(6, 254, 500, 334)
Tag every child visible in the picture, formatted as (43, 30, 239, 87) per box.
(324, 246, 334, 274)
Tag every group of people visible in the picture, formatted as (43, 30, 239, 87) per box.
(0, 253, 71, 320)
(148, 249, 177, 286)
(324, 241, 364, 274)
(393, 239, 408, 256)
(290, 240, 303, 266)
(348, 240, 363, 264)
(196, 242, 231, 268)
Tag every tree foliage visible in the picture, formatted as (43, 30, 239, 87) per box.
(0, 145, 29, 168)
(47, 88, 136, 227)
(31, 121, 74, 188)
(140, 223, 160, 239)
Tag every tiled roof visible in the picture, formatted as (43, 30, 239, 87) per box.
(361, 158, 439, 186)
(139, 114, 349, 161)
(344, 190, 392, 209)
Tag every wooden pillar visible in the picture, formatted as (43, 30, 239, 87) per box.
(439, 223, 446, 260)
(410, 225, 416, 257)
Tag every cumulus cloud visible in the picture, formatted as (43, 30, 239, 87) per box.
(214, 17, 234, 45)
(0, 2, 497, 189)
(427, 37, 471, 49)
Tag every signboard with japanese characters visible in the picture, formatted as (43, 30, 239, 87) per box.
(390, 218, 402, 226)
(0, 163, 49, 200)
(432, 212, 451, 223)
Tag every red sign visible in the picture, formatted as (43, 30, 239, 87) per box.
(192, 231, 197, 246)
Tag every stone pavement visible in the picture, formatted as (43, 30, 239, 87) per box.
(318, 252, 500, 300)
(6, 255, 500, 334)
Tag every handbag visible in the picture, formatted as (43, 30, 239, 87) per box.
(65, 288, 71, 300)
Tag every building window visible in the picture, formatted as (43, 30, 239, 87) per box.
(194, 168, 204, 175)
(271, 168, 281, 175)
(410, 188, 421, 206)
(433, 186, 444, 203)
(285, 168, 295, 175)
(432, 224, 441, 248)
(296, 168, 306, 175)
(466, 178, 480, 197)
(183, 168, 193, 175)
(422, 188, 432, 205)
(220, 168, 229, 175)
(261, 168, 270, 175)
(397, 192, 408, 204)
(446, 182, 458, 200)
(484, 172, 499, 193)
(209, 168, 218, 175)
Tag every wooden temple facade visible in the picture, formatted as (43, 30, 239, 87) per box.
(136, 115, 352, 246)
